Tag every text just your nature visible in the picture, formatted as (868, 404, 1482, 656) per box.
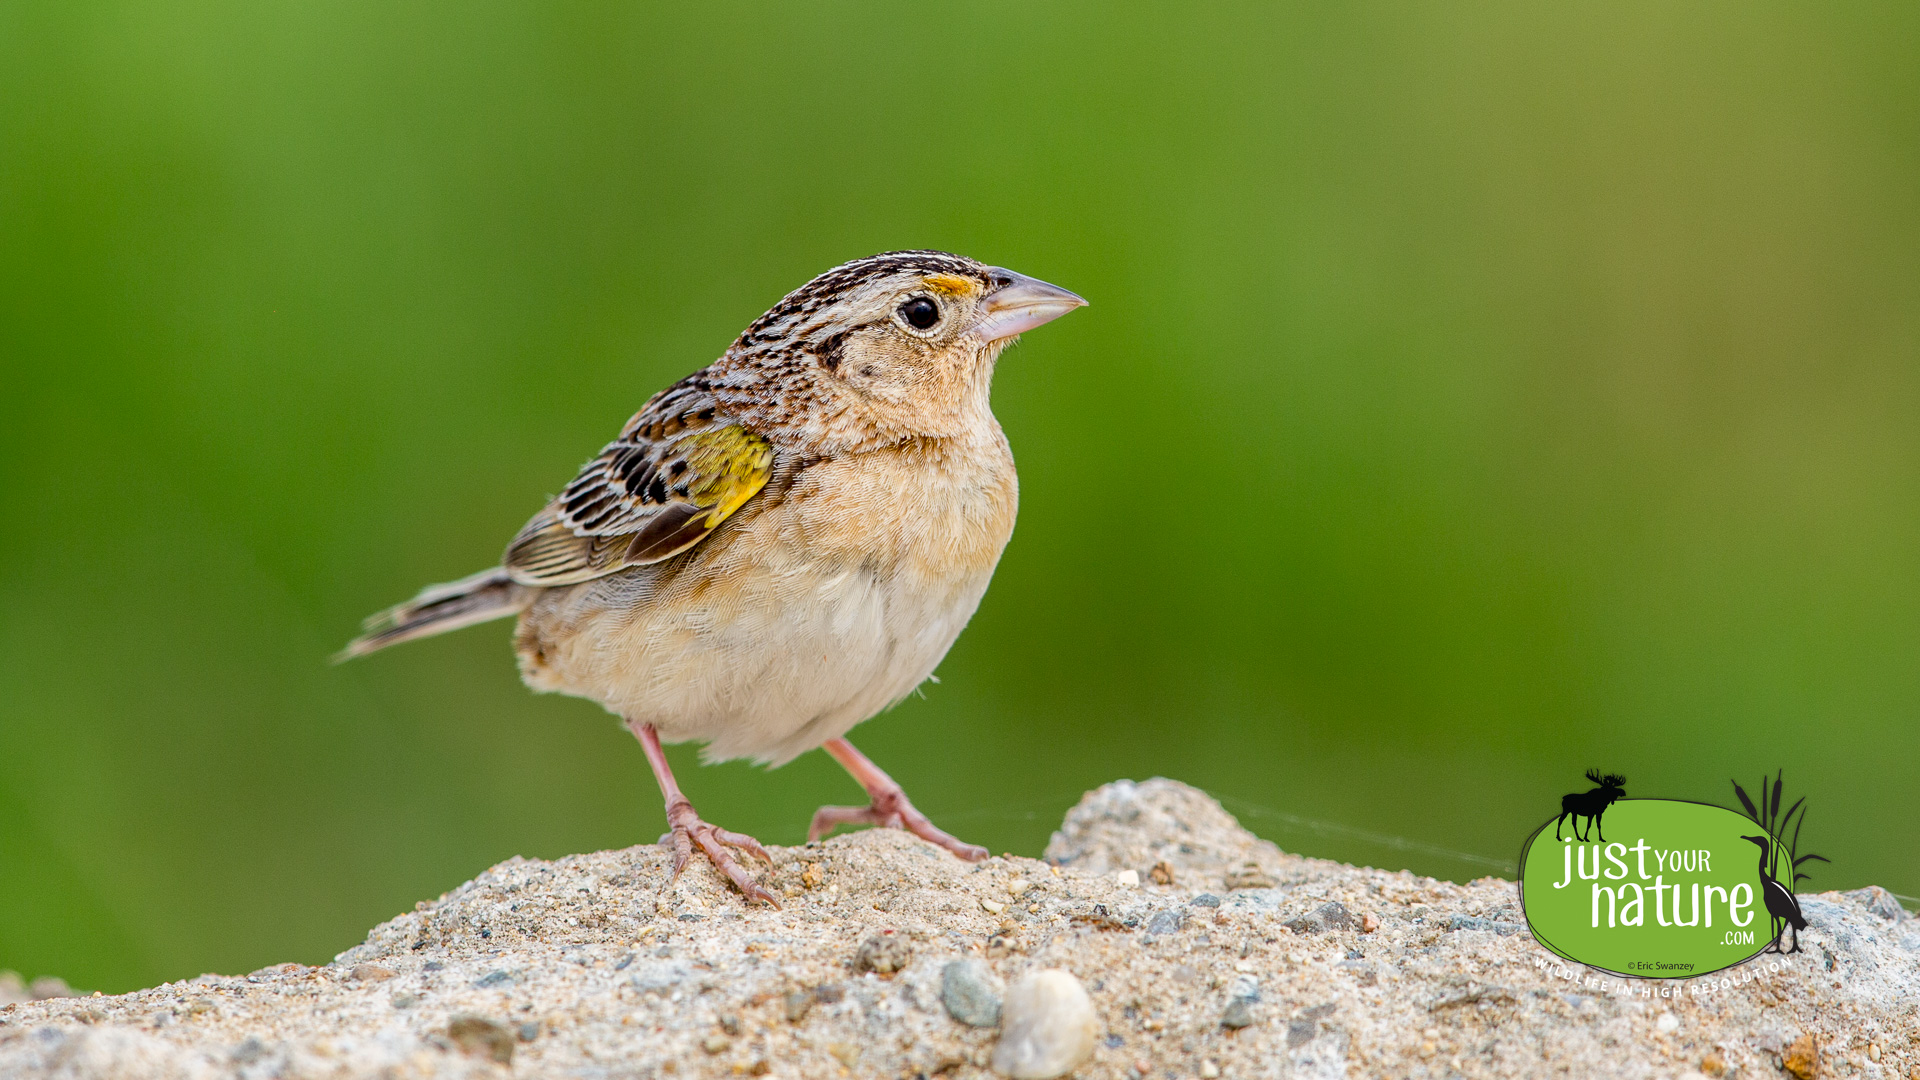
(1553, 837, 1756, 939)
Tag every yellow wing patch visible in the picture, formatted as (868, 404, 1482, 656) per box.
(504, 422, 774, 585)
(680, 425, 775, 528)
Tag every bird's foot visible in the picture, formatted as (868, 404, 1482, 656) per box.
(808, 786, 988, 862)
(662, 798, 779, 907)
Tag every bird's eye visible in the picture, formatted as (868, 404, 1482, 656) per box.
(898, 297, 940, 331)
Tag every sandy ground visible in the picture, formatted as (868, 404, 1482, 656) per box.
(1, 778, 1913, 1079)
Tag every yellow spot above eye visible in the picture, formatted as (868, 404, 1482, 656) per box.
(922, 273, 975, 297)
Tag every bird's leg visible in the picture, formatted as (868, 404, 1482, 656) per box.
(627, 720, 779, 906)
(809, 738, 988, 861)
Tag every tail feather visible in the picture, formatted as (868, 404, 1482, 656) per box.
(335, 567, 529, 661)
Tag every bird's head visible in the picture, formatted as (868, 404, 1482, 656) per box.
(1740, 835, 1771, 851)
(725, 250, 1086, 444)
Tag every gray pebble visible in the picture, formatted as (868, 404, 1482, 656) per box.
(1190, 894, 1223, 908)
(941, 960, 1003, 1027)
(1222, 974, 1260, 1029)
(1284, 901, 1355, 934)
(27, 976, 73, 1001)
(1145, 909, 1186, 936)
(1446, 914, 1521, 935)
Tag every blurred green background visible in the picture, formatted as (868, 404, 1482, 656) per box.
(4, 2, 1917, 993)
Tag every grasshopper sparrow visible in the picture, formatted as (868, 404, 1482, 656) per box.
(343, 251, 1085, 903)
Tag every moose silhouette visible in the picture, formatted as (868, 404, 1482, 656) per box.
(1554, 769, 1627, 843)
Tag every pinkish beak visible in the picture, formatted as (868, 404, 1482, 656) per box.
(972, 268, 1088, 343)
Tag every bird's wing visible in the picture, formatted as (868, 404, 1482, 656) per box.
(503, 390, 774, 586)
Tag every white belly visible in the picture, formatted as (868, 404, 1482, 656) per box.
(514, 442, 1016, 765)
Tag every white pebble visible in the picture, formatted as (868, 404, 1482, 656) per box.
(1114, 869, 1140, 887)
(991, 969, 1097, 1079)
(1655, 1011, 1678, 1033)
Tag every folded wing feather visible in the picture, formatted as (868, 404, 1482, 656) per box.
(504, 396, 773, 587)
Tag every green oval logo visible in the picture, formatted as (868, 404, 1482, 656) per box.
(1519, 797, 1803, 978)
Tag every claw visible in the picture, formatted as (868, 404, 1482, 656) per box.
(628, 720, 779, 907)
(713, 827, 776, 865)
(664, 800, 781, 907)
(808, 792, 988, 862)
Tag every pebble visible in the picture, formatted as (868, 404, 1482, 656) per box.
(1224, 863, 1274, 889)
(1221, 974, 1260, 1029)
(1190, 894, 1222, 908)
(941, 960, 1003, 1027)
(26, 977, 73, 1001)
(1781, 1035, 1816, 1080)
(1144, 909, 1186, 936)
(1284, 901, 1355, 934)
(1655, 1011, 1678, 1034)
(854, 932, 911, 975)
(445, 1016, 514, 1065)
(991, 969, 1097, 1079)
(1114, 870, 1140, 887)
(1199, 1062, 1220, 1079)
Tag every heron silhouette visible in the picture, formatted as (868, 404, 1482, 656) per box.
(1741, 834, 1807, 954)
(1555, 769, 1626, 842)
(1730, 770, 1827, 956)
